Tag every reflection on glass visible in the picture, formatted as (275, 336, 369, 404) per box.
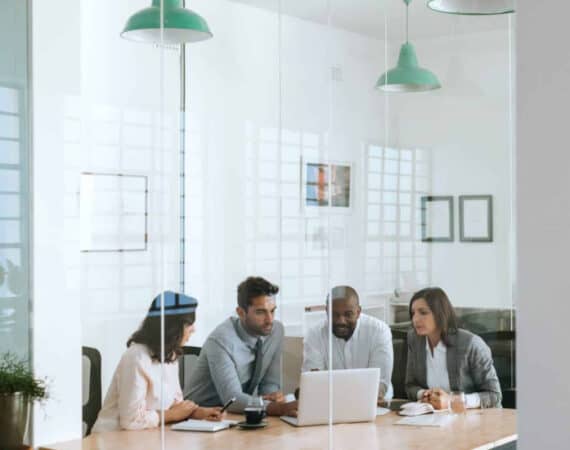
(0, 24, 29, 361)
(79, 173, 148, 252)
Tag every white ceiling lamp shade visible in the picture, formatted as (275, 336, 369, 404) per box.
(427, 0, 515, 15)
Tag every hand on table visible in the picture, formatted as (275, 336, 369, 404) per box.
(191, 406, 225, 421)
(280, 400, 298, 417)
(164, 400, 198, 422)
(428, 388, 450, 410)
(263, 391, 285, 403)
(377, 385, 388, 406)
(377, 393, 387, 406)
(266, 400, 298, 417)
(419, 389, 433, 403)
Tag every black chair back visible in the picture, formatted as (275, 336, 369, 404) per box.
(391, 329, 409, 399)
(82, 346, 102, 436)
(179, 346, 201, 396)
(479, 330, 516, 408)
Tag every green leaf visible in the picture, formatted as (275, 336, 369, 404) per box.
(0, 353, 49, 402)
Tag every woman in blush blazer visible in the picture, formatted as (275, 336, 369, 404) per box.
(405, 287, 502, 410)
(92, 292, 223, 432)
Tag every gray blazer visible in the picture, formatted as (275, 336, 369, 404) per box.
(405, 328, 502, 408)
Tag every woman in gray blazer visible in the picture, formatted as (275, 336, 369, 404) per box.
(405, 287, 502, 409)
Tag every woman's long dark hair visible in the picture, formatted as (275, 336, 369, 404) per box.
(127, 296, 196, 363)
(409, 287, 458, 346)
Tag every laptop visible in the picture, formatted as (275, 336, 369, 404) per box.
(280, 368, 380, 426)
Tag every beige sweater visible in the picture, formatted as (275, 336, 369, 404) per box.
(92, 343, 196, 432)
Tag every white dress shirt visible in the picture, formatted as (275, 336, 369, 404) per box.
(92, 343, 195, 432)
(302, 313, 394, 399)
(417, 339, 481, 409)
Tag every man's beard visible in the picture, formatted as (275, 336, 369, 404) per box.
(332, 324, 354, 339)
(245, 318, 273, 336)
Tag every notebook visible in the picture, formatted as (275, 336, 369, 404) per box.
(171, 419, 239, 432)
(398, 402, 437, 416)
(395, 415, 452, 427)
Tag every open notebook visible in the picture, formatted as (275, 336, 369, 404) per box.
(171, 419, 239, 432)
(395, 414, 452, 427)
(395, 402, 452, 427)
(398, 402, 439, 416)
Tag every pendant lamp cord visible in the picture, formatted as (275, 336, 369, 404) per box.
(406, 2, 409, 43)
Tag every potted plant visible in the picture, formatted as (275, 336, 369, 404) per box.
(0, 353, 48, 449)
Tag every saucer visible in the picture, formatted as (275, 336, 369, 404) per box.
(237, 420, 268, 429)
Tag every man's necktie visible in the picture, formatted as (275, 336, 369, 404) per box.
(245, 338, 263, 395)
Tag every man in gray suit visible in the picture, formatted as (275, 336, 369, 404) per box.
(186, 277, 297, 416)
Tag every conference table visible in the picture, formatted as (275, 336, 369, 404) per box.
(46, 408, 516, 450)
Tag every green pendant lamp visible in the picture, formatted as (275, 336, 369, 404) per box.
(121, 0, 212, 44)
(376, 0, 440, 92)
(427, 0, 514, 15)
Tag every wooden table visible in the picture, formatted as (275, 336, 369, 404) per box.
(46, 409, 516, 450)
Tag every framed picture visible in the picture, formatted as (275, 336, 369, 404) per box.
(459, 195, 493, 242)
(303, 160, 351, 210)
(79, 172, 148, 252)
(421, 196, 454, 242)
(305, 162, 329, 207)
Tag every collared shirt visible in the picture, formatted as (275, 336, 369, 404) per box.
(302, 313, 394, 399)
(186, 317, 284, 413)
(418, 339, 481, 409)
(426, 340, 451, 392)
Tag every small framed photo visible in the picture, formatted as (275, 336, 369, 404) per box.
(303, 160, 351, 210)
(305, 162, 329, 207)
(459, 195, 493, 242)
(421, 196, 454, 242)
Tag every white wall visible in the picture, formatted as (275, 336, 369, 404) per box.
(517, 3, 570, 449)
(185, 0, 514, 346)
(31, 0, 82, 444)
(32, 0, 182, 444)
(185, 1, 386, 341)
(78, 0, 181, 396)
(398, 29, 514, 309)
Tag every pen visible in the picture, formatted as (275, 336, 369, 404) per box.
(220, 397, 236, 413)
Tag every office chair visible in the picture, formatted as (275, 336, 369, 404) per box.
(391, 328, 409, 399)
(179, 346, 201, 396)
(479, 330, 516, 408)
(82, 346, 102, 436)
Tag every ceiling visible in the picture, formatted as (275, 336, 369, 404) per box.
(230, 0, 510, 40)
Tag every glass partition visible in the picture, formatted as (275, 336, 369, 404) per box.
(379, 4, 516, 406)
(24, 0, 515, 447)
(275, 0, 516, 446)
(0, 0, 31, 361)
(185, 0, 515, 448)
(78, 0, 182, 442)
